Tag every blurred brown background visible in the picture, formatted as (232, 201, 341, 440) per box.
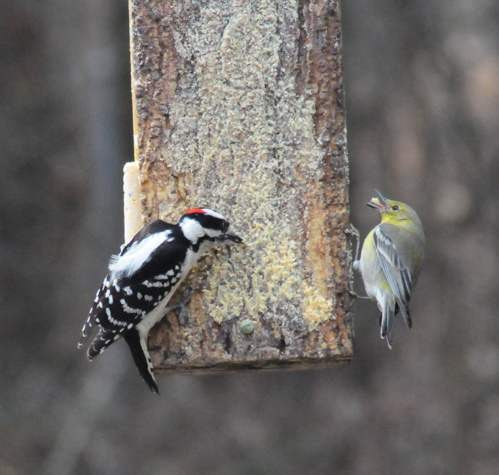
(1, 1, 498, 474)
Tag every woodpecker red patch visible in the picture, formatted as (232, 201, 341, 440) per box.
(184, 208, 206, 215)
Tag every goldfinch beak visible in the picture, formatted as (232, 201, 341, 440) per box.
(367, 190, 388, 210)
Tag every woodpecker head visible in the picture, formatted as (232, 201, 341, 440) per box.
(178, 208, 242, 246)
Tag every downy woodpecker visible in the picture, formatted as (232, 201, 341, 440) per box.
(78, 208, 242, 393)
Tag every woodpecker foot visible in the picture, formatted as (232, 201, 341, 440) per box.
(164, 288, 193, 326)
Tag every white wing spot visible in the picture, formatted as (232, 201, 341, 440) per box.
(124, 286, 133, 296)
(143, 280, 164, 288)
(119, 298, 143, 315)
(109, 230, 172, 278)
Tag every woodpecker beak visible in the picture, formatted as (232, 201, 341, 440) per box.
(212, 231, 243, 244)
(223, 233, 243, 243)
(367, 189, 388, 211)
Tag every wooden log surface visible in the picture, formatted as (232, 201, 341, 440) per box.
(128, 0, 353, 372)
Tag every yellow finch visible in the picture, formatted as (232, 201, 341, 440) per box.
(354, 191, 425, 348)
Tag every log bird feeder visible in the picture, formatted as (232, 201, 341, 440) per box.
(125, 0, 353, 373)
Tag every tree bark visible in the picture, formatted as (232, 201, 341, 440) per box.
(128, 0, 353, 372)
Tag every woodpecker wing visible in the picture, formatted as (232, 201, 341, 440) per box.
(373, 224, 414, 329)
(80, 221, 188, 359)
(117, 220, 173, 257)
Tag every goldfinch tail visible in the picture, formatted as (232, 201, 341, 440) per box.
(380, 297, 396, 349)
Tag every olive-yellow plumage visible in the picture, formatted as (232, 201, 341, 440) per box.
(354, 191, 425, 348)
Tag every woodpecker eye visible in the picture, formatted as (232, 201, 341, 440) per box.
(392, 205, 399, 211)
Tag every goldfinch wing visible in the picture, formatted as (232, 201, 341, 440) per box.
(373, 226, 413, 325)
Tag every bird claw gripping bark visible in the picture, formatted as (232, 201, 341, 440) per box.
(345, 224, 370, 300)
(164, 287, 193, 326)
(345, 223, 361, 264)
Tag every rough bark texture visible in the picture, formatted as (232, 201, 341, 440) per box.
(129, 0, 353, 372)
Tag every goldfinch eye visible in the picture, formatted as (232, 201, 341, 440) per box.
(392, 205, 399, 211)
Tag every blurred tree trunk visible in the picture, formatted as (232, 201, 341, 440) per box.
(128, 0, 353, 372)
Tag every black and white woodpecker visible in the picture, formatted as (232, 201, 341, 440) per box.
(78, 208, 242, 393)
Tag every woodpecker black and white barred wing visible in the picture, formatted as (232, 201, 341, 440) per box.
(79, 220, 187, 359)
(373, 224, 415, 329)
(79, 220, 172, 347)
(85, 275, 152, 359)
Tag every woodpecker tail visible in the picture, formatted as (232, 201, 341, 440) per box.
(124, 329, 159, 394)
(380, 297, 396, 349)
(78, 281, 107, 350)
(77, 312, 95, 350)
(87, 329, 117, 360)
